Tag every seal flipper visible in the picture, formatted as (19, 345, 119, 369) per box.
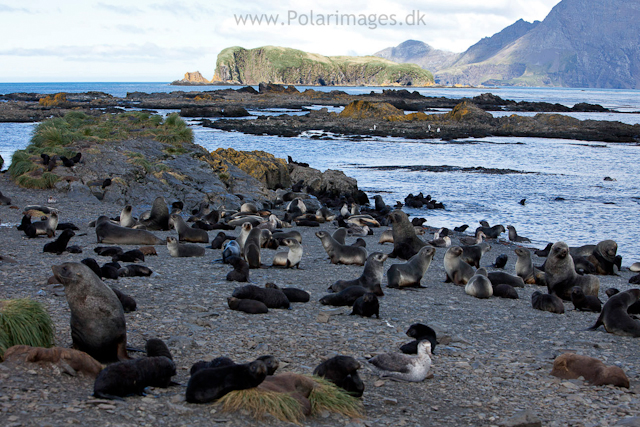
(588, 312, 605, 331)
(93, 392, 126, 401)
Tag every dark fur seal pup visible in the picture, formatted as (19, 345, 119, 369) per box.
(227, 297, 268, 314)
(493, 284, 519, 299)
(493, 254, 508, 269)
(329, 252, 387, 296)
(315, 231, 367, 266)
(94, 246, 124, 257)
(444, 246, 474, 285)
(81, 258, 104, 278)
(531, 291, 565, 314)
(166, 236, 205, 257)
(211, 232, 234, 250)
(387, 246, 435, 289)
(545, 241, 600, 300)
(118, 265, 153, 277)
(313, 355, 364, 397)
(185, 360, 268, 403)
(388, 210, 427, 260)
(96, 216, 164, 245)
(461, 242, 491, 268)
(265, 283, 310, 303)
(487, 272, 525, 288)
(232, 284, 290, 309)
(139, 196, 170, 230)
(169, 213, 209, 243)
(191, 355, 278, 377)
(465, 268, 493, 299)
(571, 286, 602, 312)
(101, 262, 121, 280)
(320, 286, 368, 307)
(52, 262, 129, 363)
(226, 256, 250, 282)
(56, 222, 79, 231)
(400, 323, 438, 354)
(272, 238, 303, 268)
(351, 292, 380, 318)
(112, 249, 145, 263)
(111, 288, 137, 313)
(475, 224, 505, 239)
(93, 356, 176, 400)
(454, 224, 469, 232)
(43, 229, 75, 254)
(507, 225, 531, 243)
(589, 289, 640, 337)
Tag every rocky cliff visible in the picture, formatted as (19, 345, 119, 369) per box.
(171, 71, 211, 85)
(211, 45, 434, 87)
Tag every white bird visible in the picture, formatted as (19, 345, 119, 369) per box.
(367, 341, 432, 382)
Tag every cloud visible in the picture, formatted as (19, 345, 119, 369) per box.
(113, 24, 148, 34)
(0, 3, 31, 13)
(95, 2, 143, 15)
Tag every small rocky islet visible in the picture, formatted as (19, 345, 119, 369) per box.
(0, 100, 639, 427)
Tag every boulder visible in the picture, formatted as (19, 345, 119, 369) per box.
(289, 164, 358, 198)
(212, 148, 291, 190)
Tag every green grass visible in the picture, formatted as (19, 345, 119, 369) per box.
(1, 299, 55, 360)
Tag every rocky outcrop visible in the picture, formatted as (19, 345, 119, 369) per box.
(339, 101, 403, 119)
(211, 46, 434, 86)
(211, 148, 291, 190)
(171, 71, 211, 85)
(288, 164, 358, 199)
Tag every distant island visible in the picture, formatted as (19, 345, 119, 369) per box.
(375, 0, 640, 89)
(172, 45, 434, 87)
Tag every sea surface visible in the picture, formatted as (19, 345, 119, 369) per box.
(1, 82, 639, 264)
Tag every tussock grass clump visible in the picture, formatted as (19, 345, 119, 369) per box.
(219, 388, 305, 424)
(0, 299, 55, 360)
(308, 376, 364, 418)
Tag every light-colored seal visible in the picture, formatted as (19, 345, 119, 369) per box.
(119, 205, 137, 228)
(589, 289, 640, 337)
(237, 223, 253, 252)
(222, 240, 241, 263)
(51, 262, 128, 363)
(169, 213, 209, 243)
(465, 267, 493, 299)
(166, 236, 205, 257)
(315, 231, 367, 266)
(514, 247, 536, 284)
(272, 238, 303, 268)
(95, 216, 164, 245)
(329, 252, 387, 296)
(444, 246, 475, 285)
(630, 262, 640, 273)
(387, 246, 436, 288)
(545, 241, 600, 300)
(33, 211, 59, 237)
(367, 341, 432, 382)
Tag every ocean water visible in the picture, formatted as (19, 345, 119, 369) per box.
(1, 83, 639, 264)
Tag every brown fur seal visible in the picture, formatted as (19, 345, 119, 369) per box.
(531, 291, 565, 314)
(227, 297, 268, 314)
(551, 353, 629, 388)
(169, 213, 209, 243)
(313, 355, 364, 397)
(329, 252, 387, 296)
(589, 289, 640, 337)
(93, 356, 176, 400)
(545, 241, 600, 300)
(465, 268, 493, 299)
(243, 227, 263, 268)
(587, 240, 618, 275)
(139, 196, 170, 230)
(265, 283, 310, 303)
(166, 236, 205, 257)
(350, 292, 380, 318)
(507, 225, 531, 243)
(571, 286, 602, 312)
(52, 262, 129, 363)
(493, 284, 519, 299)
(388, 210, 427, 260)
(226, 256, 250, 282)
(444, 246, 474, 285)
(461, 242, 491, 268)
(96, 216, 164, 245)
(319, 286, 368, 306)
(236, 222, 252, 252)
(387, 246, 435, 289)
(487, 272, 525, 288)
(475, 224, 505, 239)
(315, 231, 367, 266)
(32, 211, 59, 238)
(185, 360, 268, 403)
(272, 238, 303, 268)
(514, 248, 536, 284)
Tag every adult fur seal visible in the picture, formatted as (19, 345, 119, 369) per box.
(507, 225, 531, 243)
(515, 248, 538, 284)
(545, 241, 600, 300)
(444, 246, 474, 285)
(388, 210, 426, 260)
(52, 262, 129, 363)
(329, 252, 387, 296)
(96, 216, 164, 245)
(185, 360, 268, 403)
(350, 292, 380, 318)
(243, 227, 263, 268)
(461, 242, 491, 269)
(139, 196, 170, 230)
(166, 236, 205, 257)
(589, 289, 640, 337)
(272, 238, 303, 268)
(465, 268, 493, 299)
(531, 291, 565, 314)
(319, 286, 368, 307)
(387, 246, 435, 289)
(222, 240, 241, 263)
(315, 231, 367, 266)
(169, 213, 209, 243)
(571, 286, 602, 312)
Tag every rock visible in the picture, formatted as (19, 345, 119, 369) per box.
(212, 148, 291, 190)
(339, 101, 404, 119)
(172, 71, 211, 85)
(180, 106, 223, 117)
(289, 164, 358, 198)
(500, 409, 542, 427)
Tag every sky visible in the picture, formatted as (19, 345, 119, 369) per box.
(0, 0, 562, 82)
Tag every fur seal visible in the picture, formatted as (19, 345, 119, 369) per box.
(551, 353, 629, 388)
(93, 356, 176, 400)
(387, 246, 435, 289)
(545, 242, 600, 300)
(588, 240, 618, 275)
(589, 289, 640, 337)
(222, 240, 241, 263)
(535, 243, 553, 257)
(461, 242, 491, 268)
(329, 252, 387, 296)
(94, 246, 124, 257)
(630, 262, 640, 273)
(139, 196, 170, 230)
(388, 210, 427, 260)
(444, 246, 475, 285)
(185, 360, 268, 403)
(243, 227, 263, 268)
(271, 230, 302, 245)
(169, 213, 209, 243)
(110, 288, 137, 312)
(96, 216, 164, 245)
(112, 249, 145, 263)
(232, 284, 290, 309)
(119, 205, 137, 228)
(531, 291, 565, 314)
(313, 355, 364, 397)
(570, 286, 602, 312)
(226, 256, 250, 282)
(166, 236, 205, 257)
(236, 223, 252, 252)
(227, 297, 268, 314)
(367, 341, 432, 382)
(332, 228, 348, 245)
(507, 225, 531, 243)
(492, 254, 508, 269)
(475, 224, 505, 239)
(43, 229, 75, 254)
(605, 288, 640, 314)
(272, 238, 303, 268)
(465, 268, 493, 299)
(146, 338, 172, 360)
(32, 211, 59, 238)
(493, 284, 519, 299)
(315, 231, 367, 266)
(400, 323, 438, 354)
(459, 230, 485, 246)
(52, 262, 128, 363)
(265, 283, 310, 303)
(487, 272, 525, 288)
(211, 232, 234, 250)
(350, 292, 380, 318)
(319, 286, 368, 307)
(515, 248, 537, 284)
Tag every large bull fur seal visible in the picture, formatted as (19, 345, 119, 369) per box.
(95, 216, 164, 245)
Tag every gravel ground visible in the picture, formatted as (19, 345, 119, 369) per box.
(1, 171, 639, 427)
